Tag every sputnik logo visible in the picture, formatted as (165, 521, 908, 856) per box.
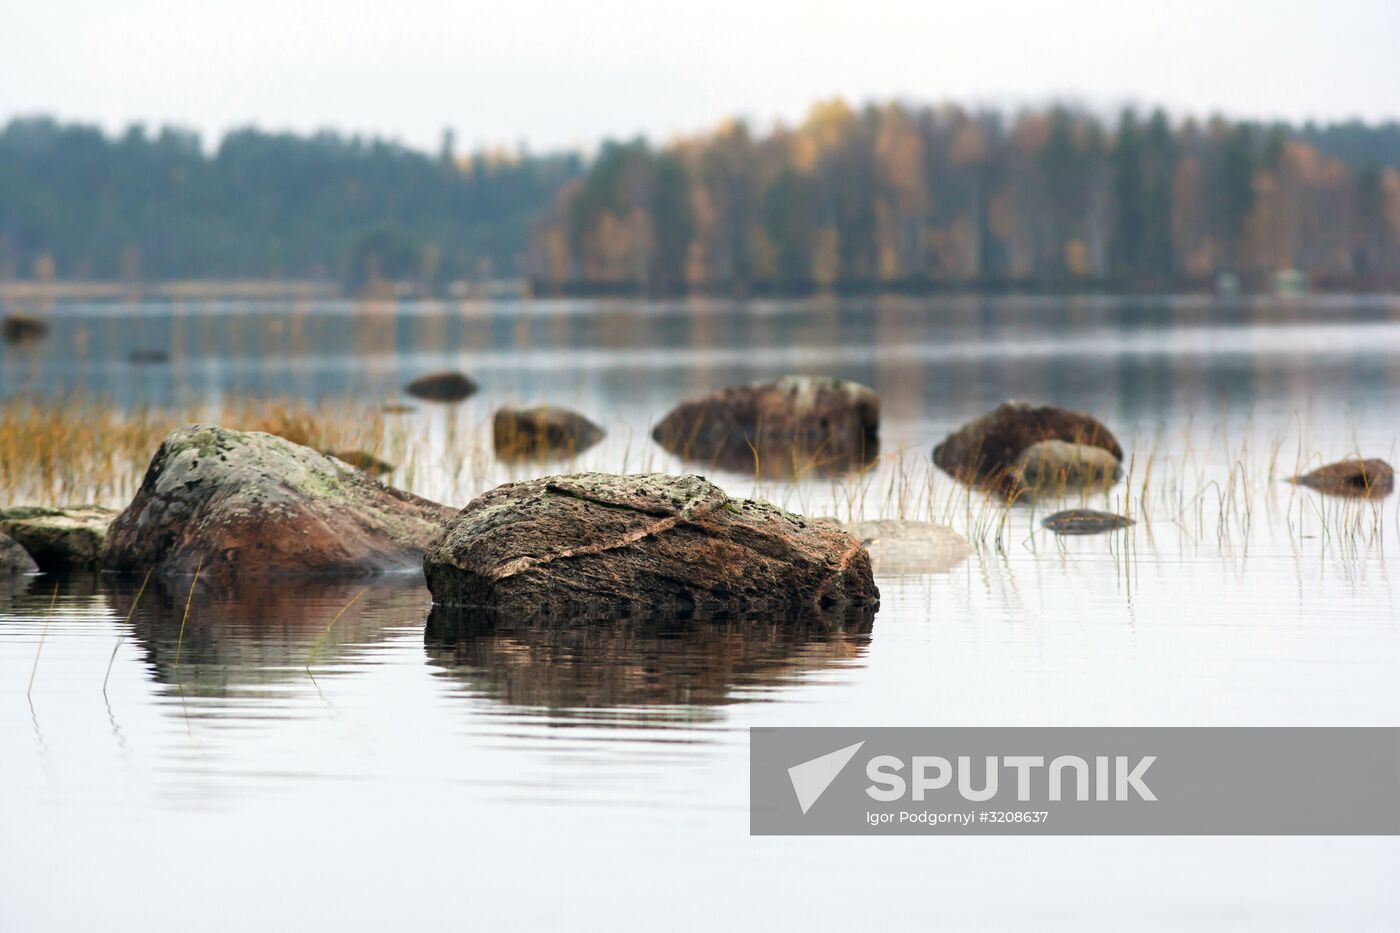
(787, 741, 865, 814)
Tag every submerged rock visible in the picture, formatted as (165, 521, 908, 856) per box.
(652, 376, 879, 475)
(2, 314, 48, 345)
(127, 349, 170, 365)
(405, 370, 477, 403)
(0, 531, 39, 574)
(1288, 458, 1394, 499)
(0, 506, 115, 570)
(838, 519, 972, 574)
(1041, 509, 1134, 536)
(493, 405, 605, 460)
(324, 449, 396, 476)
(103, 424, 455, 578)
(1011, 439, 1123, 495)
(934, 401, 1122, 491)
(423, 472, 878, 620)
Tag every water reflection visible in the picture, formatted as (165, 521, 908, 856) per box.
(102, 575, 431, 696)
(424, 604, 873, 723)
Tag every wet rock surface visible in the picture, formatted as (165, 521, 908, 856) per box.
(652, 376, 879, 474)
(1288, 458, 1394, 499)
(837, 519, 972, 574)
(934, 401, 1122, 491)
(103, 424, 456, 578)
(423, 472, 878, 620)
(0, 531, 38, 574)
(405, 370, 478, 402)
(1011, 440, 1123, 495)
(0, 505, 115, 570)
(1041, 508, 1134, 535)
(493, 405, 605, 460)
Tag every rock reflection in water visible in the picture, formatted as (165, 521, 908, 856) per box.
(103, 575, 432, 696)
(423, 604, 874, 722)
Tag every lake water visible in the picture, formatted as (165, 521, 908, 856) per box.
(3, 295, 1399, 930)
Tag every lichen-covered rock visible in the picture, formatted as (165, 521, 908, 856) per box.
(424, 473, 878, 620)
(934, 401, 1122, 490)
(0, 530, 38, 574)
(1011, 440, 1123, 495)
(1288, 458, 1393, 499)
(103, 424, 456, 578)
(838, 519, 972, 574)
(0, 505, 115, 570)
(1041, 509, 1134, 535)
(652, 376, 879, 474)
(493, 405, 605, 460)
(2, 314, 48, 345)
(405, 370, 477, 402)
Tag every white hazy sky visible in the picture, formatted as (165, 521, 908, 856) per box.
(4, 0, 1398, 153)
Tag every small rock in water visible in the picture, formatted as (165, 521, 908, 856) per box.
(103, 424, 455, 578)
(652, 375, 879, 475)
(405, 370, 477, 403)
(324, 449, 396, 476)
(1011, 439, 1123, 497)
(423, 472, 879, 620)
(2, 314, 49, 345)
(493, 405, 605, 460)
(1288, 458, 1393, 499)
(837, 519, 972, 574)
(0, 531, 39, 574)
(934, 401, 1122, 491)
(0, 506, 115, 571)
(1041, 509, 1134, 536)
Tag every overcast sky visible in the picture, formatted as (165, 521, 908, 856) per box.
(4, 0, 1398, 153)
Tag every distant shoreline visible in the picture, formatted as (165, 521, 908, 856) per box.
(4, 276, 1400, 305)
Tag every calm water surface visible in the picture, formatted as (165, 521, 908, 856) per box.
(2, 295, 1399, 930)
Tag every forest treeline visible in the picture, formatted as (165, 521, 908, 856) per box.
(3, 104, 1400, 295)
(530, 102, 1400, 294)
(0, 117, 579, 288)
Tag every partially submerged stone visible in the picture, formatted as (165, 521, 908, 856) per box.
(0, 531, 38, 574)
(934, 401, 1122, 491)
(0, 505, 115, 570)
(103, 424, 455, 578)
(423, 473, 878, 620)
(652, 376, 879, 475)
(405, 370, 477, 403)
(493, 405, 605, 460)
(838, 519, 972, 574)
(1041, 509, 1134, 536)
(2, 314, 48, 345)
(1288, 458, 1394, 499)
(1011, 440, 1123, 495)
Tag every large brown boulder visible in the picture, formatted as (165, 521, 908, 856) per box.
(103, 424, 455, 578)
(933, 401, 1123, 491)
(1288, 458, 1394, 499)
(0, 530, 38, 574)
(493, 405, 605, 460)
(0, 505, 115, 570)
(652, 376, 879, 475)
(423, 473, 878, 620)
